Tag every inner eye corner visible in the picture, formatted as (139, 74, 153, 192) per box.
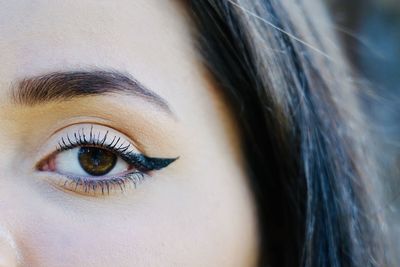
(35, 152, 55, 172)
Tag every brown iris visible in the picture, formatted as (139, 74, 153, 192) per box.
(78, 147, 117, 176)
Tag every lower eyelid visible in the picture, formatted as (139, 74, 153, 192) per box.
(42, 170, 148, 196)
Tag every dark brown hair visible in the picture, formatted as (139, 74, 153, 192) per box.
(189, 1, 389, 266)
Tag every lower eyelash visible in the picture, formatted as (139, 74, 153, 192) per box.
(62, 171, 147, 195)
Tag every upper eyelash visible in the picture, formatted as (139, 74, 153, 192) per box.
(57, 125, 134, 155)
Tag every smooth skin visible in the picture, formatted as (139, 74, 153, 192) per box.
(0, 1, 259, 266)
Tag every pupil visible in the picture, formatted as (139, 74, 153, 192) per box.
(78, 147, 117, 176)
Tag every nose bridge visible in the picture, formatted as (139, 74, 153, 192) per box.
(0, 225, 19, 267)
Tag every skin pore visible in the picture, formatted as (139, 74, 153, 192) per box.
(0, 1, 258, 266)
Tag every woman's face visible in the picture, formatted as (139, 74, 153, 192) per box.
(0, 1, 258, 266)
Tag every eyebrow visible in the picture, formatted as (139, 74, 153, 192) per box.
(11, 70, 172, 114)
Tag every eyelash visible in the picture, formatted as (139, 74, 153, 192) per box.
(57, 126, 134, 162)
(62, 171, 146, 196)
(45, 126, 176, 195)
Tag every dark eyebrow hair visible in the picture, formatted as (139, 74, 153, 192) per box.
(11, 70, 172, 113)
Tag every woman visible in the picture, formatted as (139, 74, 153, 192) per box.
(0, 0, 390, 266)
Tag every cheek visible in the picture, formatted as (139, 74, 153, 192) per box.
(17, 165, 258, 267)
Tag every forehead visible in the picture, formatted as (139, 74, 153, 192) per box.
(0, 0, 194, 104)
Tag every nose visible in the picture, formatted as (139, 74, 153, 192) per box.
(0, 227, 19, 267)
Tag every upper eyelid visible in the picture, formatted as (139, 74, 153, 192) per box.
(32, 123, 143, 171)
(47, 121, 145, 152)
(39, 128, 178, 176)
(56, 125, 138, 154)
(35, 122, 179, 174)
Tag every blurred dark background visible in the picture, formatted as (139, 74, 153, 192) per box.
(327, 0, 400, 257)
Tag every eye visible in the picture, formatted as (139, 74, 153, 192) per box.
(37, 124, 178, 195)
(55, 147, 128, 177)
